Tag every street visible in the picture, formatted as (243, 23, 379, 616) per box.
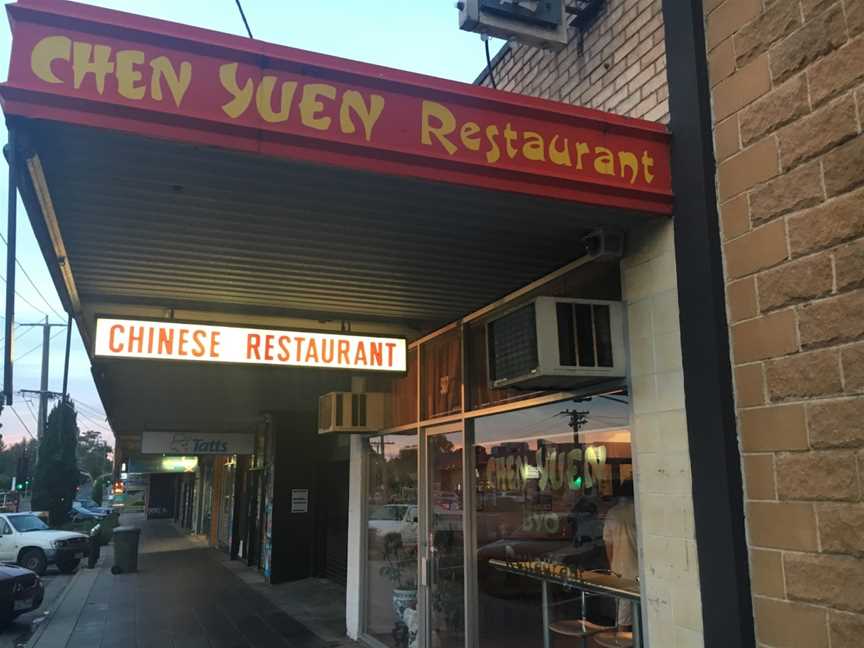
(0, 567, 76, 648)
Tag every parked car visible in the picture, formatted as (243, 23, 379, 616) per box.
(0, 562, 43, 626)
(367, 504, 418, 545)
(71, 502, 108, 520)
(74, 499, 112, 517)
(0, 513, 89, 575)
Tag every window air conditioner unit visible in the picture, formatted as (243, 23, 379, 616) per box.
(486, 297, 627, 390)
(318, 392, 392, 434)
(459, 0, 569, 50)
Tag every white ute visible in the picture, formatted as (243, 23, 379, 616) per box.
(0, 512, 89, 575)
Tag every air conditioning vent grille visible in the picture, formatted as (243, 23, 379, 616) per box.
(488, 303, 539, 383)
(319, 394, 333, 428)
(352, 394, 367, 427)
(318, 392, 392, 434)
(557, 302, 614, 368)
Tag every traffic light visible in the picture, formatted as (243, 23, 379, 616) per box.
(15, 454, 24, 487)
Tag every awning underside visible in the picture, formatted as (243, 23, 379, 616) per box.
(28, 121, 642, 329)
(18, 119, 647, 442)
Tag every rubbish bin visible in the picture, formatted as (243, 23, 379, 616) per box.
(111, 526, 141, 574)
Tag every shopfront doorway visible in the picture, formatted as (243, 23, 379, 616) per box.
(421, 423, 465, 648)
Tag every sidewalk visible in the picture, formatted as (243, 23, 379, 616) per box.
(28, 514, 357, 648)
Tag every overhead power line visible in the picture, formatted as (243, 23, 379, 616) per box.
(74, 406, 110, 429)
(0, 231, 65, 321)
(70, 398, 106, 417)
(0, 273, 53, 319)
(14, 328, 64, 363)
(8, 405, 34, 438)
(234, 0, 254, 38)
(22, 395, 38, 426)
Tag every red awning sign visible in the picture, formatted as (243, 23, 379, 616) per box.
(0, 0, 672, 213)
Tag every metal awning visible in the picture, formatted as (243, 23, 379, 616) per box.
(1, 0, 672, 444)
(24, 121, 638, 331)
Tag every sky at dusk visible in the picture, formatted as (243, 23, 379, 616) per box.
(0, 1, 505, 446)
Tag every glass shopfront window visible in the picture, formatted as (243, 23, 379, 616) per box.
(366, 432, 419, 648)
(474, 393, 637, 648)
(426, 429, 465, 648)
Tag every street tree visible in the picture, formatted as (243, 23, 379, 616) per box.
(77, 430, 112, 483)
(31, 400, 80, 526)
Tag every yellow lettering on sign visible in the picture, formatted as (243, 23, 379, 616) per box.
(339, 90, 385, 142)
(574, 142, 590, 170)
(594, 146, 614, 176)
(219, 62, 253, 118)
(619, 151, 639, 184)
(115, 50, 146, 100)
(72, 42, 114, 94)
(485, 124, 501, 164)
(522, 131, 545, 162)
(642, 150, 655, 183)
(149, 56, 192, 107)
(255, 76, 297, 123)
(504, 123, 519, 159)
(460, 121, 481, 152)
(299, 83, 336, 131)
(420, 100, 457, 155)
(30, 35, 71, 84)
(549, 135, 572, 167)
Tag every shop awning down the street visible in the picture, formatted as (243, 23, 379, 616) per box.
(0, 0, 672, 445)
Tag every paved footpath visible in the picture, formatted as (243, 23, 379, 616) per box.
(27, 515, 356, 648)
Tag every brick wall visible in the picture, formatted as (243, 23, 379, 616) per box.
(705, 0, 864, 645)
(481, 3, 709, 646)
(480, 0, 669, 122)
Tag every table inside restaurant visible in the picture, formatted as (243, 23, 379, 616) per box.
(488, 559, 642, 648)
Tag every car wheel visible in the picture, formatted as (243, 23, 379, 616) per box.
(57, 558, 80, 574)
(19, 549, 47, 576)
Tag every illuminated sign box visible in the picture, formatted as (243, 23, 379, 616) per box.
(142, 432, 255, 455)
(94, 318, 407, 373)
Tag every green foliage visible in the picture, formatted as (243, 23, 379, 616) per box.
(31, 400, 80, 526)
(58, 511, 119, 546)
(0, 438, 38, 487)
(91, 473, 112, 506)
(379, 532, 417, 589)
(77, 430, 112, 483)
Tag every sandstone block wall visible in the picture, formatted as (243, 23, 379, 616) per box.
(705, 0, 864, 645)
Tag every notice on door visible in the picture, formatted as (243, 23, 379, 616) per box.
(291, 489, 309, 514)
(94, 318, 407, 372)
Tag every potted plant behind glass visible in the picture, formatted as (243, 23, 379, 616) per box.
(380, 532, 418, 648)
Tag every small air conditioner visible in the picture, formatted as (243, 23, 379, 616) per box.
(486, 297, 627, 390)
(318, 392, 392, 434)
(459, 0, 570, 50)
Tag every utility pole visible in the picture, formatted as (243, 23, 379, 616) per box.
(38, 316, 49, 438)
(19, 319, 67, 437)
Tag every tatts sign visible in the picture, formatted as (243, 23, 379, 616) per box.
(0, 0, 672, 214)
(94, 318, 407, 373)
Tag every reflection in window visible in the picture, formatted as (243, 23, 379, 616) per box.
(428, 432, 465, 648)
(474, 393, 636, 648)
(366, 433, 419, 648)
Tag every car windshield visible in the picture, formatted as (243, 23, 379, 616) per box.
(8, 514, 48, 532)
